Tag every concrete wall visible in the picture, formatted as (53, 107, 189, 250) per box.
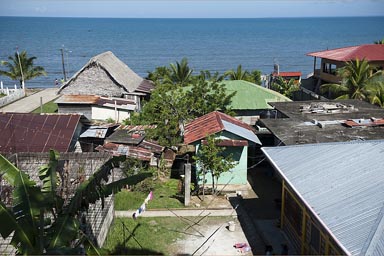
(0, 88, 25, 107)
(92, 106, 130, 122)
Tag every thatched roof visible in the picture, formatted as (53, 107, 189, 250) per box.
(58, 51, 154, 97)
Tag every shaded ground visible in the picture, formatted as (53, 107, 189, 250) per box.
(170, 163, 294, 255)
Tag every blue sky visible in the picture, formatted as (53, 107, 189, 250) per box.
(0, 0, 383, 18)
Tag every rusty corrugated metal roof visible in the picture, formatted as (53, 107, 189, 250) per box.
(55, 95, 100, 104)
(0, 113, 81, 153)
(184, 111, 260, 145)
(306, 44, 384, 61)
(272, 71, 302, 77)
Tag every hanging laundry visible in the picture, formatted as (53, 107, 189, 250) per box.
(132, 191, 153, 219)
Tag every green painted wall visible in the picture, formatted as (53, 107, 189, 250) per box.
(194, 131, 250, 186)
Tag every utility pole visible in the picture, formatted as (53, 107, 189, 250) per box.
(60, 48, 67, 81)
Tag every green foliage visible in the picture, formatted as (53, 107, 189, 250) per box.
(0, 50, 47, 87)
(32, 100, 58, 113)
(374, 38, 384, 44)
(224, 64, 262, 84)
(193, 134, 236, 193)
(114, 178, 184, 210)
(103, 217, 186, 255)
(0, 151, 150, 255)
(320, 59, 384, 101)
(138, 75, 235, 147)
(271, 76, 300, 99)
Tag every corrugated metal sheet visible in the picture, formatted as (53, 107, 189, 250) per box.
(272, 71, 302, 77)
(307, 44, 384, 62)
(184, 111, 261, 145)
(0, 113, 80, 153)
(222, 120, 261, 145)
(262, 140, 384, 256)
(80, 127, 108, 138)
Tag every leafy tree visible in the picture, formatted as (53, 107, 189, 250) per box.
(137, 76, 235, 147)
(224, 64, 250, 81)
(0, 150, 150, 255)
(366, 80, 384, 107)
(193, 134, 236, 195)
(271, 76, 300, 99)
(169, 57, 193, 86)
(224, 65, 262, 84)
(320, 59, 383, 100)
(374, 38, 384, 44)
(0, 50, 47, 88)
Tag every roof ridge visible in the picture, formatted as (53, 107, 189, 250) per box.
(360, 202, 384, 255)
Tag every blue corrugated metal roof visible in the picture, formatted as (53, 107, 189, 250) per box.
(262, 140, 384, 256)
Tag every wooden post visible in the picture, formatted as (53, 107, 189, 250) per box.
(184, 163, 191, 206)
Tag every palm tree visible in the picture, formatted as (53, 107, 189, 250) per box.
(0, 150, 150, 255)
(271, 76, 300, 99)
(224, 64, 250, 80)
(374, 38, 384, 44)
(366, 81, 384, 107)
(169, 57, 193, 86)
(320, 59, 383, 100)
(0, 50, 46, 89)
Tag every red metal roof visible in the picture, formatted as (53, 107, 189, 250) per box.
(0, 113, 81, 153)
(306, 44, 384, 62)
(344, 118, 384, 127)
(272, 72, 302, 77)
(184, 111, 255, 145)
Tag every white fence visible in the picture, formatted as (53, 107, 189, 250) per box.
(0, 82, 25, 107)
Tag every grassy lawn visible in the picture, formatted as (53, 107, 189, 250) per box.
(102, 216, 230, 255)
(31, 100, 58, 113)
(102, 217, 186, 255)
(114, 178, 185, 210)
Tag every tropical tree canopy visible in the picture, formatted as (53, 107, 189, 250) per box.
(374, 38, 384, 44)
(320, 58, 384, 100)
(0, 50, 47, 87)
(0, 150, 150, 255)
(224, 64, 262, 84)
(270, 76, 300, 99)
(134, 75, 235, 147)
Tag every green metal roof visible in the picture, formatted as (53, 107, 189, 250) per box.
(221, 80, 291, 110)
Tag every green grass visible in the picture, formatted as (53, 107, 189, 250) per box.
(32, 100, 58, 113)
(114, 178, 185, 210)
(102, 216, 230, 255)
(102, 217, 186, 255)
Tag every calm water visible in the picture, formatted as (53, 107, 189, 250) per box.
(0, 16, 383, 88)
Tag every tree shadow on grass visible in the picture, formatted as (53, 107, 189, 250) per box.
(108, 244, 163, 255)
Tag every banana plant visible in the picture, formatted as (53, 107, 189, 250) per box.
(0, 150, 151, 255)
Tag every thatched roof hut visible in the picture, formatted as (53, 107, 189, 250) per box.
(58, 51, 154, 97)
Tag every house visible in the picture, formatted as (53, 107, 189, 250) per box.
(197, 80, 291, 126)
(0, 113, 83, 153)
(78, 123, 119, 152)
(96, 125, 175, 167)
(55, 94, 138, 122)
(58, 51, 154, 110)
(306, 44, 384, 91)
(259, 99, 384, 146)
(271, 71, 302, 84)
(184, 111, 262, 189)
(262, 140, 384, 255)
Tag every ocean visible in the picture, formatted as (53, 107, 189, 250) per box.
(0, 16, 383, 88)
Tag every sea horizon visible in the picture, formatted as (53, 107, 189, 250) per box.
(0, 16, 383, 88)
